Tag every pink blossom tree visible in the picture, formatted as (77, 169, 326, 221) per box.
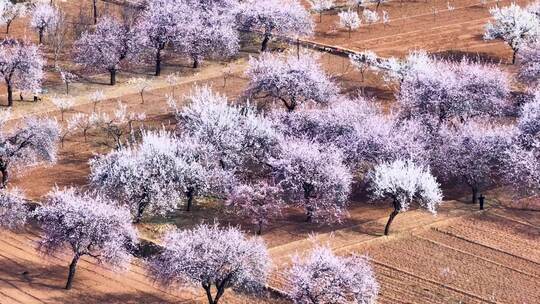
(226, 181, 283, 235)
(434, 121, 516, 204)
(73, 16, 140, 85)
(503, 144, 540, 196)
(148, 223, 270, 304)
(0, 39, 44, 107)
(245, 52, 339, 112)
(30, 2, 59, 44)
(0, 188, 28, 230)
(518, 91, 540, 140)
(517, 41, 540, 85)
(35, 187, 138, 290)
(174, 0, 239, 68)
(367, 159, 443, 235)
(0, 115, 59, 188)
(89, 130, 187, 222)
(135, 0, 184, 76)
(237, 0, 314, 52)
(398, 58, 510, 128)
(286, 245, 379, 304)
(271, 139, 352, 223)
(0, 0, 26, 35)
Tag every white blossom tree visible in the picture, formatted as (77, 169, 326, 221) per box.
(0, 0, 26, 35)
(484, 3, 540, 64)
(237, 0, 314, 51)
(338, 9, 360, 38)
(0, 115, 59, 188)
(177, 86, 281, 173)
(271, 139, 352, 223)
(349, 50, 379, 81)
(367, 159, 443, 235)
(286, 245, 379, 304)
(35, 187, 138, 290)
(30, 2, 59, 44)
(51, 97, 74, 122)
(245, 52, 339, 112)
(89, 130, 186, 222)
(308, 0, 334, 23)
(73, 16, 140, 85)
(226, 181, 283, 235)
(362, 9, 379, 27)
(148, 223, 271, 304)
(0, 39, 44, 107)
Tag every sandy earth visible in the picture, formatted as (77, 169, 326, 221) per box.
(0, 0, 539, 303)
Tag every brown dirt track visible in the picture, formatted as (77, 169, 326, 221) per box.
(1, 0, 539, 303)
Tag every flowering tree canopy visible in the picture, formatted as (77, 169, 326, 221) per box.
(434, 121, 516, 204)
(0, 188, 28, 230)
(30, 2, 58, 44)
(0, 115, 59, 188)
(226, 181, 283, 234)
(0, 0, 26, 34)
(398, 58, 510, 128)
(178, 86, 280, 173)
(246, 52, 339, 112)
(0, 39, 44, 106)
(35, 187, 138, 289)
(148, 223, 270, 304)
(286, 245, 379, 304)
(517, 41, 540, 85)
(271, 139, 352, 223)
(484, 3, 540, 63)
(237, 0, 313, 51)
(338, 9, 361, 38)
(90, 130, 186, 222)
(367, 159, 443, 235)
(73, 16, 140, 85)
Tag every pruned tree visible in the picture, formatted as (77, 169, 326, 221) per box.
(348, 0, 365, 13)
(90, 130, 185, 222)
(148, 223, 270, 304)
(51, 97, 74, 122)
(308, 0, 334, 23)
(35, 187, 138, 290)
(237, 0, 314, 52)
(338, 9, 360, 38)
(226, 181, 283, 235)
(484, 3, 540, 64)
(271, 139, 352, 223)
(245, 52, 339, 112)
(0, 39, 44, 107)
(517, 41, 540, 85)
(434, 121, 516, 204)
(0, 115, 59, 188)
(94, 101, 146, 149)
(48, 8, 68, 68)
(30, 3, 59, 44)
(367, 159, 443, 235)
(349, 50, 379, 81)
(59, 69, 77, 94)
(286, 245, 379, 304)
(362, 9, 379, 27)
(74, 16, 140, 85)
(0, 0, 26, 35)
(0, 188, 28, 230)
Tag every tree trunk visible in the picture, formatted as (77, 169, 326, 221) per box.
(512, 49, 517, 64)
(110, 69, 117, 85)
(261, 34, 270, 52)
(192, 57, 199, 69)
(38, 29, 44, 44)
(319, 12, 322, 23)
(93, 0, 98, 25)
(384, 200, 401, 236)
(65, 254, 80, 290)
(0, 167, 8, 188)
(471, 186, 478, 205)
(203, 284, 214, 304)
(7, 84, 13, 107)
(257, 221, 262, 235)
(155, 48, 162, 76)
(65, 82, 69, 94)
(185, 189, 194, 212)
(6, 21, 11, 34)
